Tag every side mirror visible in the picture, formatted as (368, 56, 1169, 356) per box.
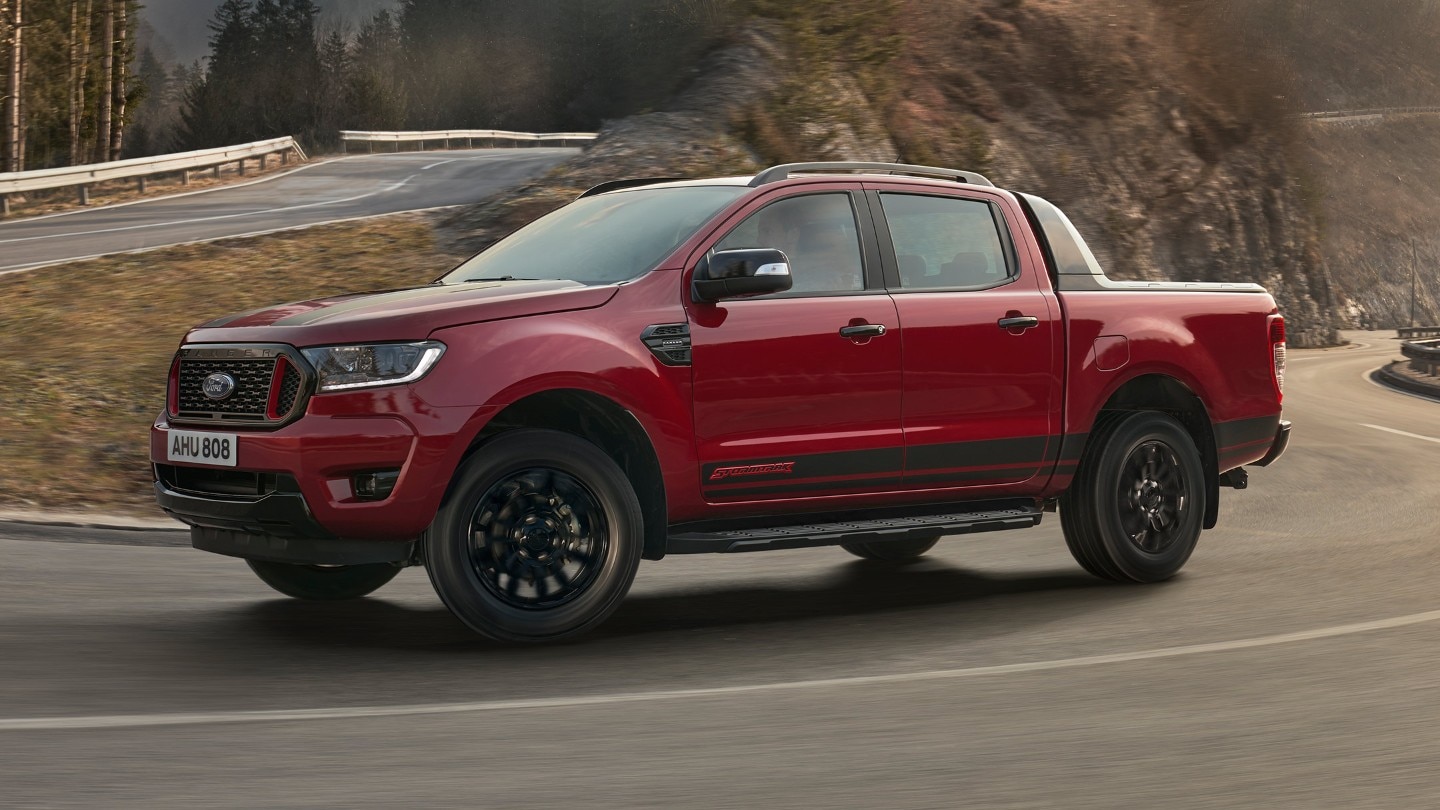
(692, 248, 793, 302)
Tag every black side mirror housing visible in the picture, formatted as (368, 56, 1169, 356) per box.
(692, 249, 793, 302)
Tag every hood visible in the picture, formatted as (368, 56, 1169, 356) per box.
(186, 279, 619, 346)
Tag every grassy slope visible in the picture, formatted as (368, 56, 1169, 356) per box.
(0, 214, 460, 514)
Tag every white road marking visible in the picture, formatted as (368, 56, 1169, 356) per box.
(5, 607, 1440, 732)
(1359, 423, 1440, 444)
(0, 155, 353, 226)
(0, 178, 419, 249)
(421, 158, 459, 170)
(0, 203, 468, 277)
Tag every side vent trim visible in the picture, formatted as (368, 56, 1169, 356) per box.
(641, 323, 692, 367)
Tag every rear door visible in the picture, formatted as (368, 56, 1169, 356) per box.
(686, 186, 904, 503)
(864, 184, 1062, 494)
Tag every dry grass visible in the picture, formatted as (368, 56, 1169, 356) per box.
(0, 213, 463, 516)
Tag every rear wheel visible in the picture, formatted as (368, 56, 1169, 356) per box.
(424, 429, 643, 643)
(246, 560, 400, 600)
(1060, 411, 1206, 583)
(841, 535, 940, 562)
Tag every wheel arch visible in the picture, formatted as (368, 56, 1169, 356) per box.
(463, 388, 670, 560)
(1074, 373, 1221, 530)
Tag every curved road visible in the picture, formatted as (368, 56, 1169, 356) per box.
(0, 148, 575, 274)
(4, 332, 1440, 808)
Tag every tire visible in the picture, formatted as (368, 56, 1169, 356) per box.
(1060, 411, 1206, 583)
(424, 429, 644, 643)
(246, 560, 400, 600)
(841, 535, 940, 562)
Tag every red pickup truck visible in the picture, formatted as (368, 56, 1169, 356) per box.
(152, 161, 1290, 642)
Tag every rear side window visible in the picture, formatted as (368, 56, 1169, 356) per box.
(879, 193, 1012, 290)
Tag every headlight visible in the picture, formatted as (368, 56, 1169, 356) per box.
(301, 341, 446, 392)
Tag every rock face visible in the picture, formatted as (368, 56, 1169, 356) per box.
(443, 0, 1340, 346)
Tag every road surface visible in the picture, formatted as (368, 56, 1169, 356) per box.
(0, 148, 574, 274)
(3, 332, 1439, 808)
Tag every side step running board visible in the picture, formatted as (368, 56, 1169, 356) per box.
(667, 505, 1043, 555)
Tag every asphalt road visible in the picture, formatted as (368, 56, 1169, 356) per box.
(0, 148, 574, 274)
(3, 332, 1440, 808)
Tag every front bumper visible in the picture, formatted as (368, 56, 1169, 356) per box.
(191, 526, 414, 565)
(155, 478, 416, 565)
(1252, 419, 1292, 467)
(151, 397, 496, 542)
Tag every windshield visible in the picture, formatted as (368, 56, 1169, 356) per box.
(440, 186, 747, 286)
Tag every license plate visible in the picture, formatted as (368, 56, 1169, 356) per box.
(166, 430, 239, 467)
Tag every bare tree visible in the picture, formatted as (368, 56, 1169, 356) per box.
(4, 0, 22, 172)
(108, 0, 125, 159)
(67, 0, 80, 164)
(74, 0, 93, 164)
(96, 0, 112, 161)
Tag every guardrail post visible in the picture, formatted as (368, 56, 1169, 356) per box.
(259, 154, 268, 171)
(182, 170, 190, 185)
(281, 149, 289, 165)
(0, 193, 8, 217)
(137, 176, 147, 194)
(238, 158, 247, 177)
(77, 184, 90, 205)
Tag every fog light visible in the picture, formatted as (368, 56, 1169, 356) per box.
(353, 470, 401, 501)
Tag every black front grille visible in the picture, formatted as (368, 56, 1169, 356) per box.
(276, 362, 302, 414)
(177, 358, 276, 420)
(157, 464, 298, 498)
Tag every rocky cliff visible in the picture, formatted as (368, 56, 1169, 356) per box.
(442, 0, 1341, 346)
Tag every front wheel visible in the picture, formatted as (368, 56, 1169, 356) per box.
(1060, 411, 1206, 583)
(246, 560, 400, 600)
(424, 429, 644, 643)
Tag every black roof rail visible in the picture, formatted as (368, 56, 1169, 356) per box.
(749, 162, 995, 188)
(578, 177, 684, 198)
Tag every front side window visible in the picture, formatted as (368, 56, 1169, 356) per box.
(715, 193, 865, 294)
(880, 193, 1012, 290)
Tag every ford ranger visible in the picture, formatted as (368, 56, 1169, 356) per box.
(151, 161, 1291, 642)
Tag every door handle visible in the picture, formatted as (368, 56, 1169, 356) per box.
(839, 324, 887, 339)
(997, 316, 1040, 331)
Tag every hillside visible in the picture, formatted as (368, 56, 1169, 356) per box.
(442, 0, 1341, 346)
(1304, 116, 1440, 328)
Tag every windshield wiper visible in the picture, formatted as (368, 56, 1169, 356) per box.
(459, 275, 543, 283)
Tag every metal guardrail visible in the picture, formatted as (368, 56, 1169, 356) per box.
(339, 129, 597, 152)
(1299, 106, 1440, 121)
(0, 136, 306, 216)
(1398, 326, 1440, 339)
(1401, 337, 1440, 377)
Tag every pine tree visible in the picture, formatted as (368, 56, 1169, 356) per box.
(347, 8, 404, 129)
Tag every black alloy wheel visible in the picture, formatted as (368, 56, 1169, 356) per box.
(246, 559, 401, 600)
(1060, 411, 1206, 583)
(1117, 440, 1189, 553)
(425, 429, 643, 643)
(468, 468, 609, 610)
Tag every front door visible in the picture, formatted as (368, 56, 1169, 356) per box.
(688, 188, 904, 503)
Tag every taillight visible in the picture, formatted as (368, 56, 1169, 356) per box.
(166, 355, 181, 417)
(1268, 316, 1286, 403)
